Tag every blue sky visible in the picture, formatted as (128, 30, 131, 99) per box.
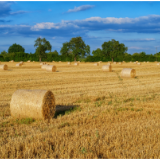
(1, 1, 160, 55)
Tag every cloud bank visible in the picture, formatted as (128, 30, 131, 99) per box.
(67, 5, 95, 13)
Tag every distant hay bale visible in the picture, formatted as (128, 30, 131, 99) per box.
(33, 61, 35, 62)
(27, 60, 31, 62)
(137, 63, 141, 65)
(40, 62, 46, 66)
(59, 61, 61, 63)
(102, 65, 112, 72)
(136, 61, 138, 63)
(94, 63, 99, 66)
(10, 60, 14, 62)
(68, 62, 71, 65)
(0, 64, 8, 70)
(52, 61, 55, 63)
(74, 62, 79, 66)
(157, 63, 160, 65)
(45, 65, 56, 72)
(16, 63, 22, 67)
(147, 61, 149, 63)
(119, 62, 122, 65)
(19, 61, 23, 65)
(114, 62, 117, 64)
(10, 89, 55, 120)
(121, 68, 136, 78)
(134, 62, 137, 64)
(130, 61, 132, 63)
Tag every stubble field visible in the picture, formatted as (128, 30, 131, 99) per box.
(1, 61, 160, 158)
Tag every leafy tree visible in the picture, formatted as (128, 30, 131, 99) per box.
(92, 48, 102, 56)
(102, 39, 128, 62)
(60, 37, 90, 62)
(8, 43, 25, 53)
(34, 37, 52, 62)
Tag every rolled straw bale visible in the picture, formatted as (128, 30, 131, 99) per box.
(27, 60, 31, 62)
(33, 61, 35, 62)
(102, 65, 112, 72)
(52, 61, 55, 62)
(147, 61, 149, 63)
(137, 62, 141, 65)
(114, 62, 117, 64)
(10, 60, 14, 62)
(19, 61, 23, 65)
(10, 89, 55, 120)
(157, 63, 160, 65)
(136, 61, 138, 63)
(119, 62, 122, 65)
(74, 62, 79, 66)
(134, 62, 137, 64)
(68, 62, 71, 65)
(59, 61, 61, 63)
(94, 63, 99, 66)
(0, 64, 8, 70)
(16, 63, 22, 67)
(41, 64, 49, 69)
(45, 65, 56, 72)
(121, 68, 136, 78)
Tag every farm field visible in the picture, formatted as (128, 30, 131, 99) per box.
(1, 61, 160, 158)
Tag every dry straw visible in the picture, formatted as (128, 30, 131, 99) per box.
(94, 63, 99, 66)
(74, 62, 79, 66)
(41, 64, 48, 69)
(10, 89, 55, 120)
(121, 68, 136, 78)
(102, 65, 112, 72)
(16, 63, 22, 67)
(45, 65, 56, 72)
(0, 64, 8, 70)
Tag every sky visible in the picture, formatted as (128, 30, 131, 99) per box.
(1, 1, 160, 55)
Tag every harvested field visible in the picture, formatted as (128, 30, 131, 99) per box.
(1, 61, 160, 158)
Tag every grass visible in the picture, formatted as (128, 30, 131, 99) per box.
(0, 62, 160, 158)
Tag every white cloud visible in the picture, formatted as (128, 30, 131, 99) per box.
(67, 5, 95, 13)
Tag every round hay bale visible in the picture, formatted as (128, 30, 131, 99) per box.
(59, 61, 61, 63)
(68, 62, 71, 65)
(16, 63, 22, 67)
(147, 61, 149, 63)
(136, 61, 138, 63)
(19, 61, 23, 65)
(102, 65, 112, 72)
(94, 63, 99, 66)
(10, 89, 55, 120)
(52, 61, 55, 62)
(107, 62, 111, 65)
(0, 64, 8, 70)
(121, 68, 136, 78)
(134, 62, 137, 64)
(119, 62, 122, 65)
(137, 63, 141, 65)
(10, 60, 14, 62)
(45, 65, 56, 72)
(74, 62, 79, 66)
(157, 63, 160, 65)
(114, 62, 117, 64)
(27, 60, 31, 62)
(41, 64, 48, 69)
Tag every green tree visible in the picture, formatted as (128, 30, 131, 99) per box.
(60, 37, 90, 62)
(92, 48, 102, 56)
(102, 39, 128, 62)
(8, 43, 25, 53)
(34, 37, 52, 62)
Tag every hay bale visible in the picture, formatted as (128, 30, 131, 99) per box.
(0, 64, 8, 70)
(147, 61, 149, 63)
(74, 62, 79, 66)
(52, 61, 55, 63)
(102, 65, 112, 72)
(121, 68, 136, 78)
(157, 63, 160, 65)
(59, 61, 61, 63)
(137, 63, 141, 65)
(114, 62, 117, 64)
(119, 62, 122, 65)
(27, 60, 31, 62)
(45, 65, 56, 72)
(107, 62, 111, 65)
(41, 64, 48, 69)
(68, 62, 71, 65)
(16, 63, 22, 67)
(94, 63, 99, 66)
(134, 62, 137, 64)
(19, 61, 23, 65)
(136, 61, 138, 63)
(10, 60, 14, 62)
(10, 89, 55, 120)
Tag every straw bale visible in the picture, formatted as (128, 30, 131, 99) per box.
(114, 62, 117, 64)
(134, 62, 137, 64)
(45, 65, 56, 72)
(74, 62, 79, 66)
(157, 63, 160, 65)
(107, 62, 111, 65)
(27, 60, 31, 62)
(41, 64, 48, 69)
(0, 64, 8, 70)
(137, 63, 141, 65)
(52, 61, 55, 63)
(10, 60, 14, 62)
(16, 63, 22, 67)
(59, 61, 61, 62)
(119, 62, 122, 64)
(121, 68, 136, 78)
(102, 65, 112, 72)
(94, 63, 99, 66)
(68, 62, 71, 65)
(136, 61, 138, 63)
(10, 89, 55, 120)
(147, 61, 149, 63)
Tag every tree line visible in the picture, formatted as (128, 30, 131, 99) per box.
(0, 37, 160, 62)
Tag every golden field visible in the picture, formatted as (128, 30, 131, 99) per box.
(1, 61, 160, 158)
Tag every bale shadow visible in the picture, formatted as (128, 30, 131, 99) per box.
(54, 104, 80, 118)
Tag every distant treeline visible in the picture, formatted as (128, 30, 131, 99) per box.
(0, 51, 160, 62)
(0, 37, 160, 62)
